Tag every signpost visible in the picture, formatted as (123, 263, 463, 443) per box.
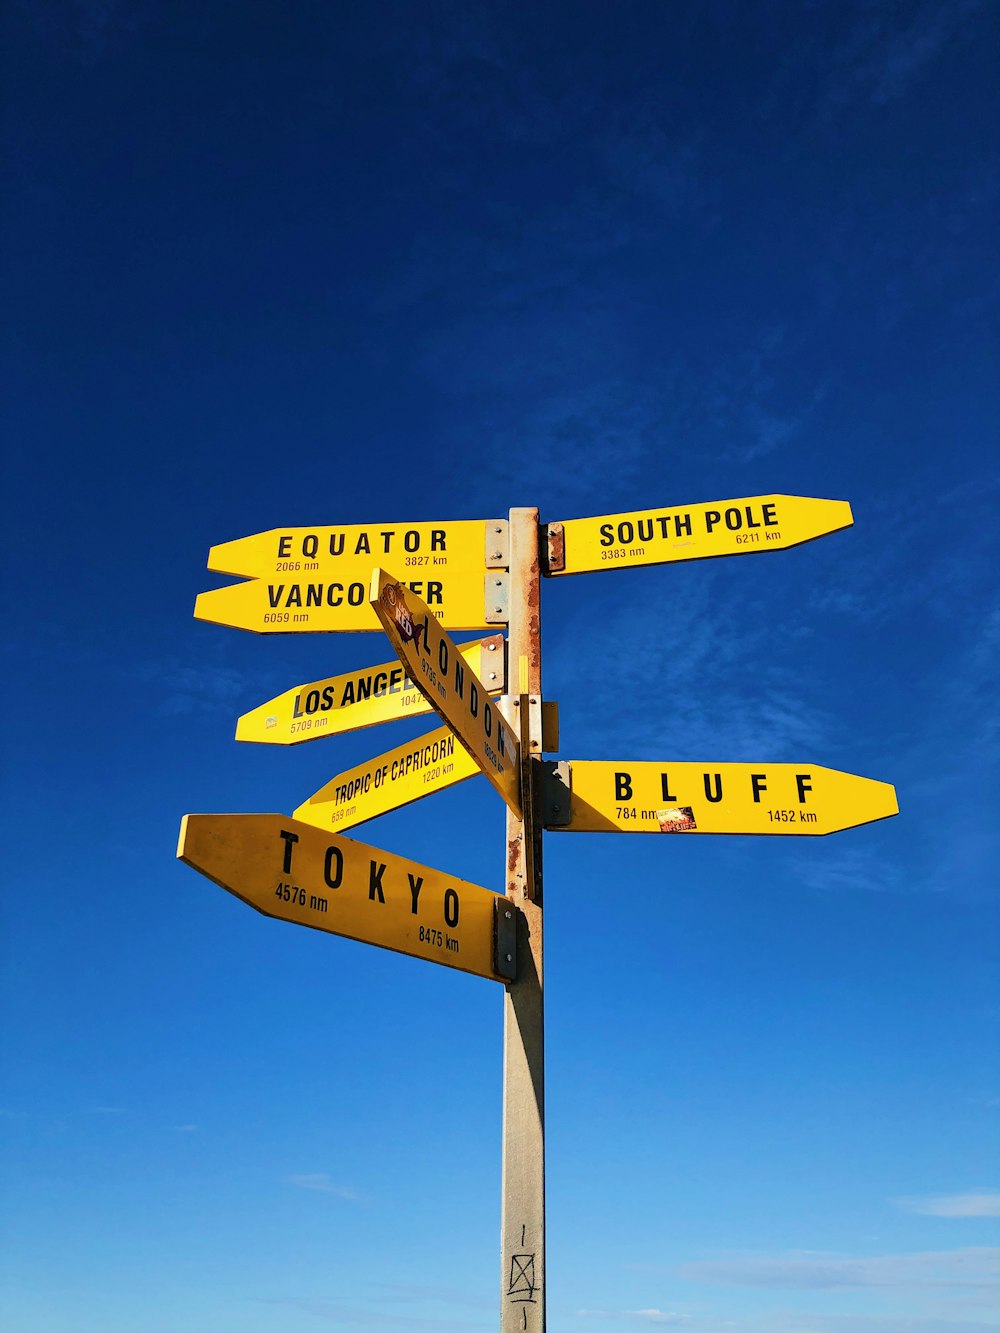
(294, 725, 480, 832)
(208, 519, 507, 581)
(235, 635, 506, 744)
(181, 492, 898, 1333)
(544, 494, 853, 575)
(370, 569, 523, 818)
(544, 761, 898, 835)
(195, 568, 500, 634)
(178, 813, 517, 983)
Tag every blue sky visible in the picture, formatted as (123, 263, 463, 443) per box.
(1, 2, 997, 1330)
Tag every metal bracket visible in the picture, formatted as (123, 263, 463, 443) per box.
(542, 760, 572, 827)
(484, 572, 510, 624)
(478, 633, 507, 691)
(542, 520, 565, 574)
(485, 519, 510, 569)
(494, 897, 518, 981)
(541, 700, 559, 753)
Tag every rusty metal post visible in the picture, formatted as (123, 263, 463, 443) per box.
(500, 507, 545, 1332)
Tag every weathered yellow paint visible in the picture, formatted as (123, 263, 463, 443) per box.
(549, 761, 898, 835)
(194, 568, 494, 633)
(178, 813, 509, 982)
(549, 495, 853, 575)
(236, 636, 505, 744)
(208, 519, 494, 580)
(370, 569, 522, 817)
(294, 725, 480, 833)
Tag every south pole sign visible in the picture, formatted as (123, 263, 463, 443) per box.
(179, 495, 897, 1332)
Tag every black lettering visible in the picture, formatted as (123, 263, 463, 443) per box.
(427, 581, 443, 605)
(278, 536, 292, 557)
(599, 523, 615, 547)
(326, 583, 343, 606)
(746, 506, 761, 529)
(302, 535, 318, 559)
(305, 689, 320, 714)
(324, 846, 343, 889)
(444, 887, 459, 928)
(341, 680, 355, 706)
(305, 584, 322, 606)
(321, 686, 335, 710)
(354, 533, 370, 555)
(469, 680, 479, 717)
(438, 640, 449, 674)
(617, 520, 634, 544)
(369, 861, 386, 903)
(268, 585, 284, 608)
(675, 513, 692, 536)
(724, 507, 742, 531)
(751, 773, 768, 802)
(637, 518, 653, 542)
(615, 772, 632, 801)
(404, 530, 419, 552)
(454, 658, 465, 698)
(763, 503, 778, 527)
(795, 773, 813, 803)
(388, 669, 403, 695)
(287, 586, 302, 607)
(704, 509, 721, 533)
(328, 534, 345, 556)
(660, 773, 678, 802)
(292, 693, 305, 718)
(279, 829, 299, 873)
(372, 672, 388, 698)
(704, 773, 723, 802)
(431, 529, 446, 551)
(484, 702, 493, 737)
(408, 873, 423, 914)
(347, 582, 364, 606)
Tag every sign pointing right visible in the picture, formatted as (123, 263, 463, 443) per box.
(545, 494, 852, 575)
(544, 761, 898, 835)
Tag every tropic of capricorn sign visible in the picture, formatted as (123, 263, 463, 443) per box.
(180, 495, 897, 1332)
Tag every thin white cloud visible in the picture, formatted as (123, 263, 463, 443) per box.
(285, 1172, 361, 1201)
(675, 1246, 1000, 1292)
(896, 1191, 1000, 1218)
(578, 1311, 688, 1325)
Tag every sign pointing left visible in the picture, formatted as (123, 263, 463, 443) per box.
(178, 814, 517, 982)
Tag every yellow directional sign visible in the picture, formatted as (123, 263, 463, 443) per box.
(546, 494, 853, 575)
(195, 567, 500, 634)
(544, 761, 898, 835)
(236, 635, 506, 744)
(294, 725, 480, 833)
(370, 569, 522, 817)
(208, 519, 505, 581)
(178, 813, 516, 982)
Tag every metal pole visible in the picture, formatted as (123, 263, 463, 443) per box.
(500, 507, 545, 1332)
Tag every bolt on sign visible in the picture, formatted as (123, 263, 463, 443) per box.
(195, 518, 510, 633)
(544, 761, 899, 835)
(236, 634, 506, 745)
(370, 569, 522, 819)
(295, 724, 481, 833)
(178, 814, 517, 983)
(544, 494, 853, 576)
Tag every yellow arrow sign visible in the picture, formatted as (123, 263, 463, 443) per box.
(370, 569, 522, 817)
(545, 761, 897, 835)
(546, 494, 853, 575)
(294, 725, 480, 833)
(208, 518, 505, 580)
(236, 635, 506, 744)
(178, 813, 516, 982)
(195, 568, 502, 634)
